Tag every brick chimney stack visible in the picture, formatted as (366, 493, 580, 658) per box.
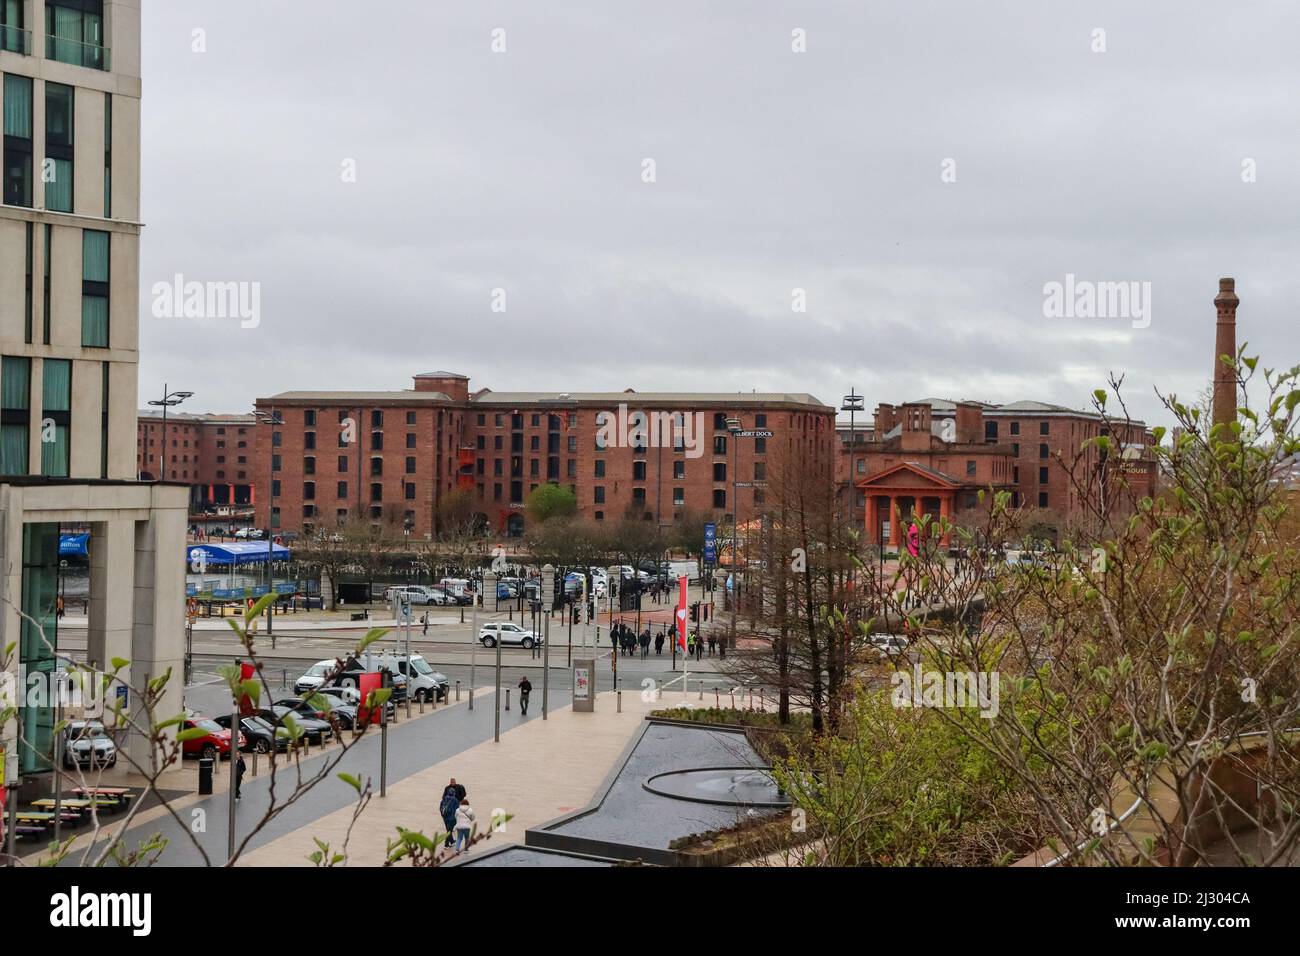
(1212, 277, 1239, 429)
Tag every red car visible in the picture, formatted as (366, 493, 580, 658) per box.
(181, 717, 246, 760)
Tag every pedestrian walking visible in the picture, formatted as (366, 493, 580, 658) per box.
(707, 633, 717, 657)
(422, 611, 429, 636)
(454, 798, 476, 855)
(235, 752, 246, 800)
(518, 675, 532, 715)
(440, 778, 465, 848)
(654, 632, 664, 656)
(639, 628, 650, 659)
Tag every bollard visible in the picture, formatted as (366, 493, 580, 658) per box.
(419, 696, 425, 714)
(617, 690, 622, 713)
(304, 734, 310, 757)
(281, 669, 287, 689)
(505, 688, 511, 712)
(252, 749, 258, 777)
(760, 688, 766, 711)
(730, 689, 736, 708)
(456, 681, 461, 702)
(749, 689, 753, 709)
(699, 681, 704, 701)
(714, 687, 720, 708)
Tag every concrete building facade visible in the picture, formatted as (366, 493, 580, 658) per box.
(1, 0, 187, 784)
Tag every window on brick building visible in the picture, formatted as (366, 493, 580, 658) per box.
(713, 436, 726, 455)
(1040, 421, 1049, 435)
(304, 432, 316, 450)
(567, 459, 576, 478)
(673, 461, 685, 479)
(633, 461, 646, 480)
(494, 483, 502, 500)
(406, 456, 416, 474)
(304, 482, 315, 500)
(568, 412, 577, 427)
(594, 460, 605, 478)
(966, 460, 976, 476)
(713, 413, 727, 430)
(370, 483, 383, 502)
(406, 411, 416, 425)
(713, 489, 726, 508)
(405, 483, 415, 500)
(272, 455, 281, 472)
(372, 431, 383, 451)
(594, 486, 605, 504)
(304, 456, 315, 475)
(371, 457, 383, 476)
(985, 421, 997, 442)
(371, 410, 383, 428)
(1038, 492, 1049, 507)
(713, 463, 726, 481)
(407, 433, 417, 449)
(632, 488, 645, 504)
(494, 458, 503, 476)
(755, 414, 766, 427)
(1039, 443, 1048, 459)
(673, 488, 685, 506)
(754, 462, 765, 480)
(476, 435, 485, 449)
(567, 435, 577, 453)
(337, 481, 348, 497)
(530, 414, 540, 427)
(754, 436, 766, 454)
(1010, 421, 1019, 436)
(1039, 466, 1048, 483)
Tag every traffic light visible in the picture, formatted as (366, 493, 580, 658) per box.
(690, 603, 699, 623)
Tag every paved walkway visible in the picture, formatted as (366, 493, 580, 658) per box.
(240, 688, 662, 866)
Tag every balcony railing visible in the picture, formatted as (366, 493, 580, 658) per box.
(45, 34, 108, 71)
(0, 24, 31, 55)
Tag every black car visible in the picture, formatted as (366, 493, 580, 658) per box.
(255, 705, 333, 745)
(215, 714, 288, 753)
(275, 695, 359, 730)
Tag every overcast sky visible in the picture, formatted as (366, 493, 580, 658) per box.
(137, 1, 1300, 429)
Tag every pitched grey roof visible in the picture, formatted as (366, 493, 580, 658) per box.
(470, 390, 830, 408)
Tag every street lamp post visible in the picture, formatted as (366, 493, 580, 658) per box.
(147, 385, 193, 482)
(254, 409, 284, 645)
(726, 418, 742, 650)
(841, 388, 865, 527)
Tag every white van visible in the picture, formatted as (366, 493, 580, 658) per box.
(376, 651, 449, 703)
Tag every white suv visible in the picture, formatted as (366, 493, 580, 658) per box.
(478, 622, 542, 649)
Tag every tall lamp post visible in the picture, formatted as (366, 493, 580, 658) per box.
(254, 409, 284, 643)
(726, 417, 742, 650)
(841, 388, 865, 527)
(147, 385, 193, 481)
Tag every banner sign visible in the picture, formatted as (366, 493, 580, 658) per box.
(703, 522, 717, 564)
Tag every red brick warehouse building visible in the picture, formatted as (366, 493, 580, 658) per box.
(250, 372, 836, 538)
(843, 398, 1157, 546)
(137, 411, 258, 508)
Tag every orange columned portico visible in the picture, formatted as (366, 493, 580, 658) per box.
(856, 462, 962, 548)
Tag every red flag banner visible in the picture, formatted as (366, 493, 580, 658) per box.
(676, 575, 689, 651)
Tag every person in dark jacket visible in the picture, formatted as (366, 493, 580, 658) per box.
(440, 778, 466, 847)
(654, 631, 664, 655)
(235, 753, 246, 800)
(639, 628, 651, 658)
(517, 675, 532, 715)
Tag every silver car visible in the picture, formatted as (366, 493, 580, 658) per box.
(478, 622, 542, 649)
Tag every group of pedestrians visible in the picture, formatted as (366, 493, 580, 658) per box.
(609, 621, 661, 658)
(439, 777, 477, 856)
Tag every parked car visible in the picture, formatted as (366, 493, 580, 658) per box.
(255, 705, 333, 745)
(384, 584, 439, 606)
(384, 653, 449, 703)
(233, 527, 263, 540)
(275, 695, 358, 731)
(316, 684, 395, 721)
(214, 714, 287, 754)
(870, 634, 910, 658)
(180, 716, 245, 760)
(63, 720, 117, 769)
(478, 621, 542, 648)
